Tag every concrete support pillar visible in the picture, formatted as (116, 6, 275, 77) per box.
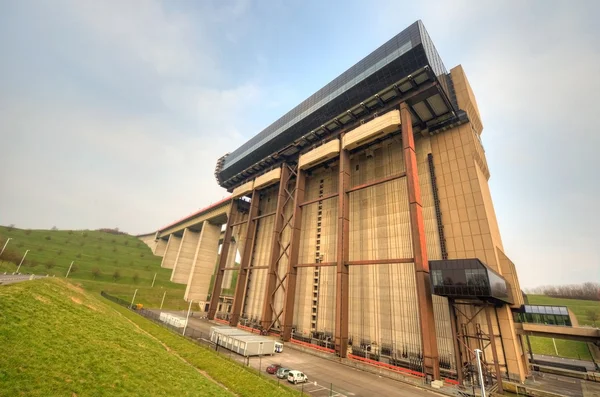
(184, 221, 221, 304)
(261, 166, 290, 330)
(170, 228, 201, 284)
(401, 102, 440, 380)
(208, 204, 235, 320)
(230, 190, 260, 326)
(282, 170, 306, 341)
(153, 238, 168, 257)
(160, 234, 181, 269)
(335, 142, 350, 358)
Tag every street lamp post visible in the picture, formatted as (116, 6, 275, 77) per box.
(183, 300, 193, 336)
(16, 250, 30, 273)
(160, 291, 167, 310)
(0, 238, 12, 257)
(65, 261, 75, 278)
(130, 289, 138, 309)
(474, 349, 486, 397)
(151, 272, 157, 287)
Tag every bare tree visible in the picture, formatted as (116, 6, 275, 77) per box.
(91, 267, 101, 279)
(587, 310, 598, 327)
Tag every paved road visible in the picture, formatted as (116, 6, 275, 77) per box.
(0, 273, 49, 285)
(155, 311, 443, 397)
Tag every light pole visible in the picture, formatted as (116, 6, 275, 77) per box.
(474, 349, 486, 397)
(160, 291, 167, 310)
(0, 238, 12, 257)
(65, 261, 75, 278)
(151, 272, 157, 287)
(130, 289, 138, 309)
(183, 300, 193, 336)
(259, 342, 264, 374)
(15, 250, 29, 273)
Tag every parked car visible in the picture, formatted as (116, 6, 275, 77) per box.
(266, 363, 282, 374)
(276, 367, 291, 379)
(287, 370, 308, 384)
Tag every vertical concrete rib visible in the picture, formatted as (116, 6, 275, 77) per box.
(261, 166, 290, 329)
(401, 102, 440, 379)
(171, 228, 201, 284)
(281, 169, 306, 341)
(335, 141, 350, 358)
(208, 203, 235, 320)
(230, 190, 260, 326)
(184, 221, 221, 304)
(160, 234, 181, 269)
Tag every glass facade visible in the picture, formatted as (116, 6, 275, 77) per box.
(512, 305, 572, 326)
(218, 20, 455, 184)
(430, 259, 512, 304)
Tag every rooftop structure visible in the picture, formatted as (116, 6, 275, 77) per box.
(215, 20, 465, 189)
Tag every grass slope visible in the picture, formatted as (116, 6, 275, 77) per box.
(524, 294, 600, 361)
(0, 278, 230, 397)
(0, 226, 189, 310)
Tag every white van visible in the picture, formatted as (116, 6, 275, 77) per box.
(274, 342, 283, 353)
(287, 370, 308, 384)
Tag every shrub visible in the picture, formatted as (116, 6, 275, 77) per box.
(124, 241, 129, 246)
(111, 238, 116, 243)
(24, 229, 32, 235)
(140, 253, 145, 258)
(75, 253, 82, 259)
(133, 273, 139, 284)
(112, 247, 118, 253)
(7, 224, 15, 232)
(95, 255, 101, 261)
(80, 241, 85, 247)
(91, 267, 101, 279)
(17, 242, 24, 248)
(112, 270, 121, 281)
(145, 265, 151, 271)
(82, 232, 88, 238)
(37, 247, 43, 252)
(57, 249, 63, 256)
(44, 260, 55, 270)
(68, 230, 74, 235)
(45, 236, 51, 241)
(70, 264, 78, 274)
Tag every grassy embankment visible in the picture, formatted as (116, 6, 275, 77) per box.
(525, 294, 600, 361)
(0, 278, 298, 397)
(0, 226, 189, 310)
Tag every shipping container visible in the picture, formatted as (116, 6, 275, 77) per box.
(210, 326, 276, 357)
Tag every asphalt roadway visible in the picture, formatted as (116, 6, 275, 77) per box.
(158, 311, 443, 397)
(0, 273, 49, 285)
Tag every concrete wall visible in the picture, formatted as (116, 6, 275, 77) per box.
(160, 234, 181, 269)
(184, 221, 220, 303)
(170, 228, 201, 284)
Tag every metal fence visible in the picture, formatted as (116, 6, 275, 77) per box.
(101, 291, 358, 397)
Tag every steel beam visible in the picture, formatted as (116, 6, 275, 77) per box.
(346, 171, 407, 193)
(261, 166, 290, 329)
(281, 169, 306, 341)
(346, 258, 413, 266)
(449, 301, 464, 385)
(335, 141, 350, 358)
(207, 203, 235, 320)
(296, 262, 337, 268)
(485, 305, 505, 394)
(400, 102, 440, 379)
(300, 192, 338, 207)
(229, 190, 260, 326)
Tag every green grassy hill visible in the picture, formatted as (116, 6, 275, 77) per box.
(0, 278, 297, 397)
(524, 294, 600, 361)
(0, 226, 189, 309)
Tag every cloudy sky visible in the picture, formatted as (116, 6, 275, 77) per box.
(0, 0, 598, 288)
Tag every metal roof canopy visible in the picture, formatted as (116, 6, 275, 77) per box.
(216, 20, 463, 190)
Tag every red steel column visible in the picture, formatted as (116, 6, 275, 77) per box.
(400, 102, 440, 379)
(281, 169, 306, 341)
(208, 201, 235, 320)
(261, 166, 289, 329)
(229, 190, 259, 327)
(335, 142, 350, 358)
